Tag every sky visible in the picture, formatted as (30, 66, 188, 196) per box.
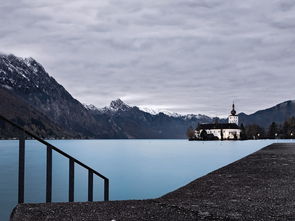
(1, 0, 295, 117)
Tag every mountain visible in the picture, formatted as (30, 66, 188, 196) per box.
(0, 54, 121, 138)
(87, 99, 212, 138)
(0, 88, 71, 138)
(138, 106, 210, 120)
(2, 53, 295, 138)
(0, 54, 212, 138)
(239, 100, 295, 128)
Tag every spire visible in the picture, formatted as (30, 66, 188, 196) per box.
(231, 102, 236, 116)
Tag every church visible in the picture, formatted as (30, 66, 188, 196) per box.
(195, 104, 241, 140)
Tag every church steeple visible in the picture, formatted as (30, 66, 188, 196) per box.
(228, 103, 239, 125)
(231, 103, 236, 116)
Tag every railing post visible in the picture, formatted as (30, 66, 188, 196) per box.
(69, 158, 75, 202)
(18, 132, 25, 204)
(0, 114, 111, 205)
(46, 145, 52, 203)
(104, 179, 109, 201)
(88, 170, 93, 202)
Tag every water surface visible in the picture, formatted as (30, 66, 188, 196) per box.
(0, 139, 291, 220)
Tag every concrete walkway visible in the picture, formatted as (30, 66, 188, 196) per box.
(11, 143, 295, 220)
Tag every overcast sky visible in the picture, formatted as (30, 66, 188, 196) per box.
(1, 0, 295, 116)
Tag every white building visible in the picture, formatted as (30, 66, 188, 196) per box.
(195, 104, 241, 140)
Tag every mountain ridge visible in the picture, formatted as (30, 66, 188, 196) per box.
(1, 53, 294, 138)
(238, 100, 295, 128)
(0, 54, 212, 138)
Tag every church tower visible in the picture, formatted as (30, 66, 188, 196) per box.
(228, 103, 239, 125)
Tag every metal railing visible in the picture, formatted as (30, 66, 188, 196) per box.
(0, 115, 109, 204)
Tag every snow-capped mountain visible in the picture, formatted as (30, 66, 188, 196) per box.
(83, 104, 99, 111)
(109, 99, 130, 111)
(84, 99, 214, 138)
(85, 99, 212, 122)
(138, 107, 181, 117)
(0, 54, 120, 138)
(84, 99, 132, 114)
(100, 99, 132, 114)
(2, 54, 294, 138)
(0, 54, 52, 91)
(138, 107, 211, 120)
(0, 53, 217, 138)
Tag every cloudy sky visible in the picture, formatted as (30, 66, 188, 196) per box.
(1, 0, 295, 116)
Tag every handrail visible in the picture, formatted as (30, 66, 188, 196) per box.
(0, 114, 109, 203)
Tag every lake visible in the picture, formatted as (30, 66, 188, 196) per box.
(0, 139, 293, 220)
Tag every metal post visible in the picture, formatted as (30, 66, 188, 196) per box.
(18, 132, 25, 204)
(104, 179, 109, 201)
(0, 114, 111, 205)
(88, 170, 93, 202)
(46, 146, 52, 203)
(69, 159, 75, 202)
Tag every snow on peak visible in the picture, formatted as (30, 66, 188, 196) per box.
(83, 104, 99, 111)
(85, 99, 210, 120)
(184, 114, 207, 120)
(138, 106, 181, 117)
(139, 107, 160, 115)
(89, 99, 131, 114)
(23, 57, 35, 67)
(109, 99, 130, 111)
(138, 106, 209, 119)
(0, 54, 56, 92)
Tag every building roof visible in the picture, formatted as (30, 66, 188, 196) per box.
(231, 103, 236, 116)
(197, 123, 240, 130)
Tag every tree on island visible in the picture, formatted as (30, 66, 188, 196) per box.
(268, 122, 279, 139)
(186, 126, 196, 140)
(200, 129, 208, 140)
(240, 123, 247, 140)
(282, 117, 295, 138)
(245, 124, 265, 139)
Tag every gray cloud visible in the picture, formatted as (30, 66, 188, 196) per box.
(1, 0, 295, 116)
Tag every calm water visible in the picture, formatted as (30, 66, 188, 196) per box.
(0, 139, 293, 220)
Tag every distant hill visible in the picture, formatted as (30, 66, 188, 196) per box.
(0, 54, 212, 138)
(239, 100, 295, 128)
